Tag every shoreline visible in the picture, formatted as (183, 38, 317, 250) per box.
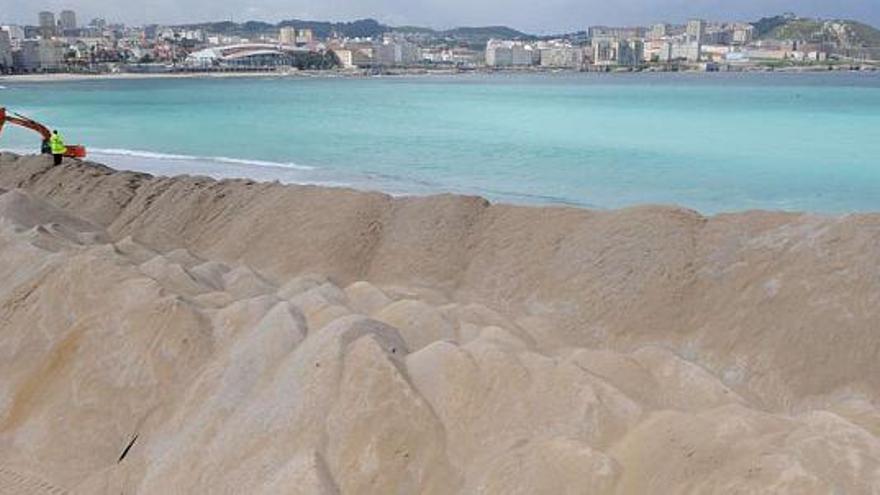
(1, 149, 874, 216)
(2, 64, 877, 84)
(69, 152, 880, 217)
(2, 150, 874, 219)
(0, 70, 359, 84)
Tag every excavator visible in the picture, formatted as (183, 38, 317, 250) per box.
(0, 107, 87, 158)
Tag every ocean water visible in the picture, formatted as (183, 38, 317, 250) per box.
(1, 72, 879, 213)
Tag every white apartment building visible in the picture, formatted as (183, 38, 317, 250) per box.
(297, 29, 314, 44)
(279, 27, 296, 45)
(0, 31, 12, 71)
(373, 37, 420, 66)
(485, 39, 536, 67)
(333, 47, 372, 68)
(2, 25, 25, 48)
(485, 44, 513, 66)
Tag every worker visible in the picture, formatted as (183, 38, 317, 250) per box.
(49, 130, 66, 165)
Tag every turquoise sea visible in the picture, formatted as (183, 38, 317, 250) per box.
(1, 72, 879, 213)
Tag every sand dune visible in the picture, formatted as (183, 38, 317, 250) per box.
(0, 153, 878, 494)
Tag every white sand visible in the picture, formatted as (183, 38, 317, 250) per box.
(0, 152, 878, 494)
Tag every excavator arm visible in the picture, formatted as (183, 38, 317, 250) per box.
(0, 107, 87, 158)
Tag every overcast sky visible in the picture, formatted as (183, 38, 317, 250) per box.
(3, 0, 878, 34)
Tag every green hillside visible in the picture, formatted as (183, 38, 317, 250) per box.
(393, 25, 531, 42)
(174, 18, 531, 43)
(444, 26, 530, 40)
(753, 15, 880, 47)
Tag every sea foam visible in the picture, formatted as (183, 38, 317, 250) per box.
(90, 148, 315, 171)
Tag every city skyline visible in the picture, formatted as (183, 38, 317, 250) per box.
(4, 0, 879, 34)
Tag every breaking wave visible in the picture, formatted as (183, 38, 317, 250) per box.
(89, 147, 315, 171)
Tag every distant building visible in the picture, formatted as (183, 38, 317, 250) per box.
(38, 11, 56, 37)
(1, 25, 24, 48)
(449, 47, 482, 66)
(807, 50, 828, 62)
(732, 24, 754, 45)
(297, 29, 314, 44)
(642, 38, 664, 62)
(657, 41, 674, 62)
(588, 26, 646, 40)
(686, 19, 705, 61)
(140, 24, 157, 39)
(650, 23, 668, 40)
(702, 26, 728, 45)
(332, 47, 373, 68)
(686, 19, 705, 42)
(647, 36, 709, 63)
(18, 39, 66, 72)
(487, 46, 512, 66)
(511, 44, 534, 65)
(592, 37, 643, 66)
(740, 48, 790, 60)
(621, 39, 644, 65)
(279, 27, 296, 45)
(539, 46, 583, 68)
(485, 40, 513, 66)
(672, 41, 702, 62)
(0, 31, 12, 72)
(591, 37, 614, 65)
(186, 43, 309, 68)
(180, 29, 205, 43)
(373, 37, 420, 66)
(59, 10, 77, 31)
(421, 46, 482, 66)
(373, 43, 394, 65)
(333, 48, 354, 68)
(419, 48, 445, 64)
(701, 44, 733, 61)
(485, 39, 535, 67)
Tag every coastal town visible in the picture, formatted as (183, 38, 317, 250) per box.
(0, 11, 878, 76)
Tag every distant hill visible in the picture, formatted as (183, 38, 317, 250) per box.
(752, 14, 880, 47)
(174, 18, 389, 39)
(277, 19, 389, 39)
(390, 25, 532, 43)
(443, 26, 531, 40)
(391, 25, 533, 48)
(175, 18, 531, 43)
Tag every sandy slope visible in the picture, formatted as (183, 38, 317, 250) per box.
(0, 153, 878, 494)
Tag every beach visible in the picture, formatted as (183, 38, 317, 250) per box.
(0, 63, 877, 85)
(0, 152, 878, 493)
(0, 69, 387, 84)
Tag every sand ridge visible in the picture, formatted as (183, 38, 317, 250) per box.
(0, 153, 878, 493)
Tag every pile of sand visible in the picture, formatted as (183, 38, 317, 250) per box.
(0, 153, 878, 494)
